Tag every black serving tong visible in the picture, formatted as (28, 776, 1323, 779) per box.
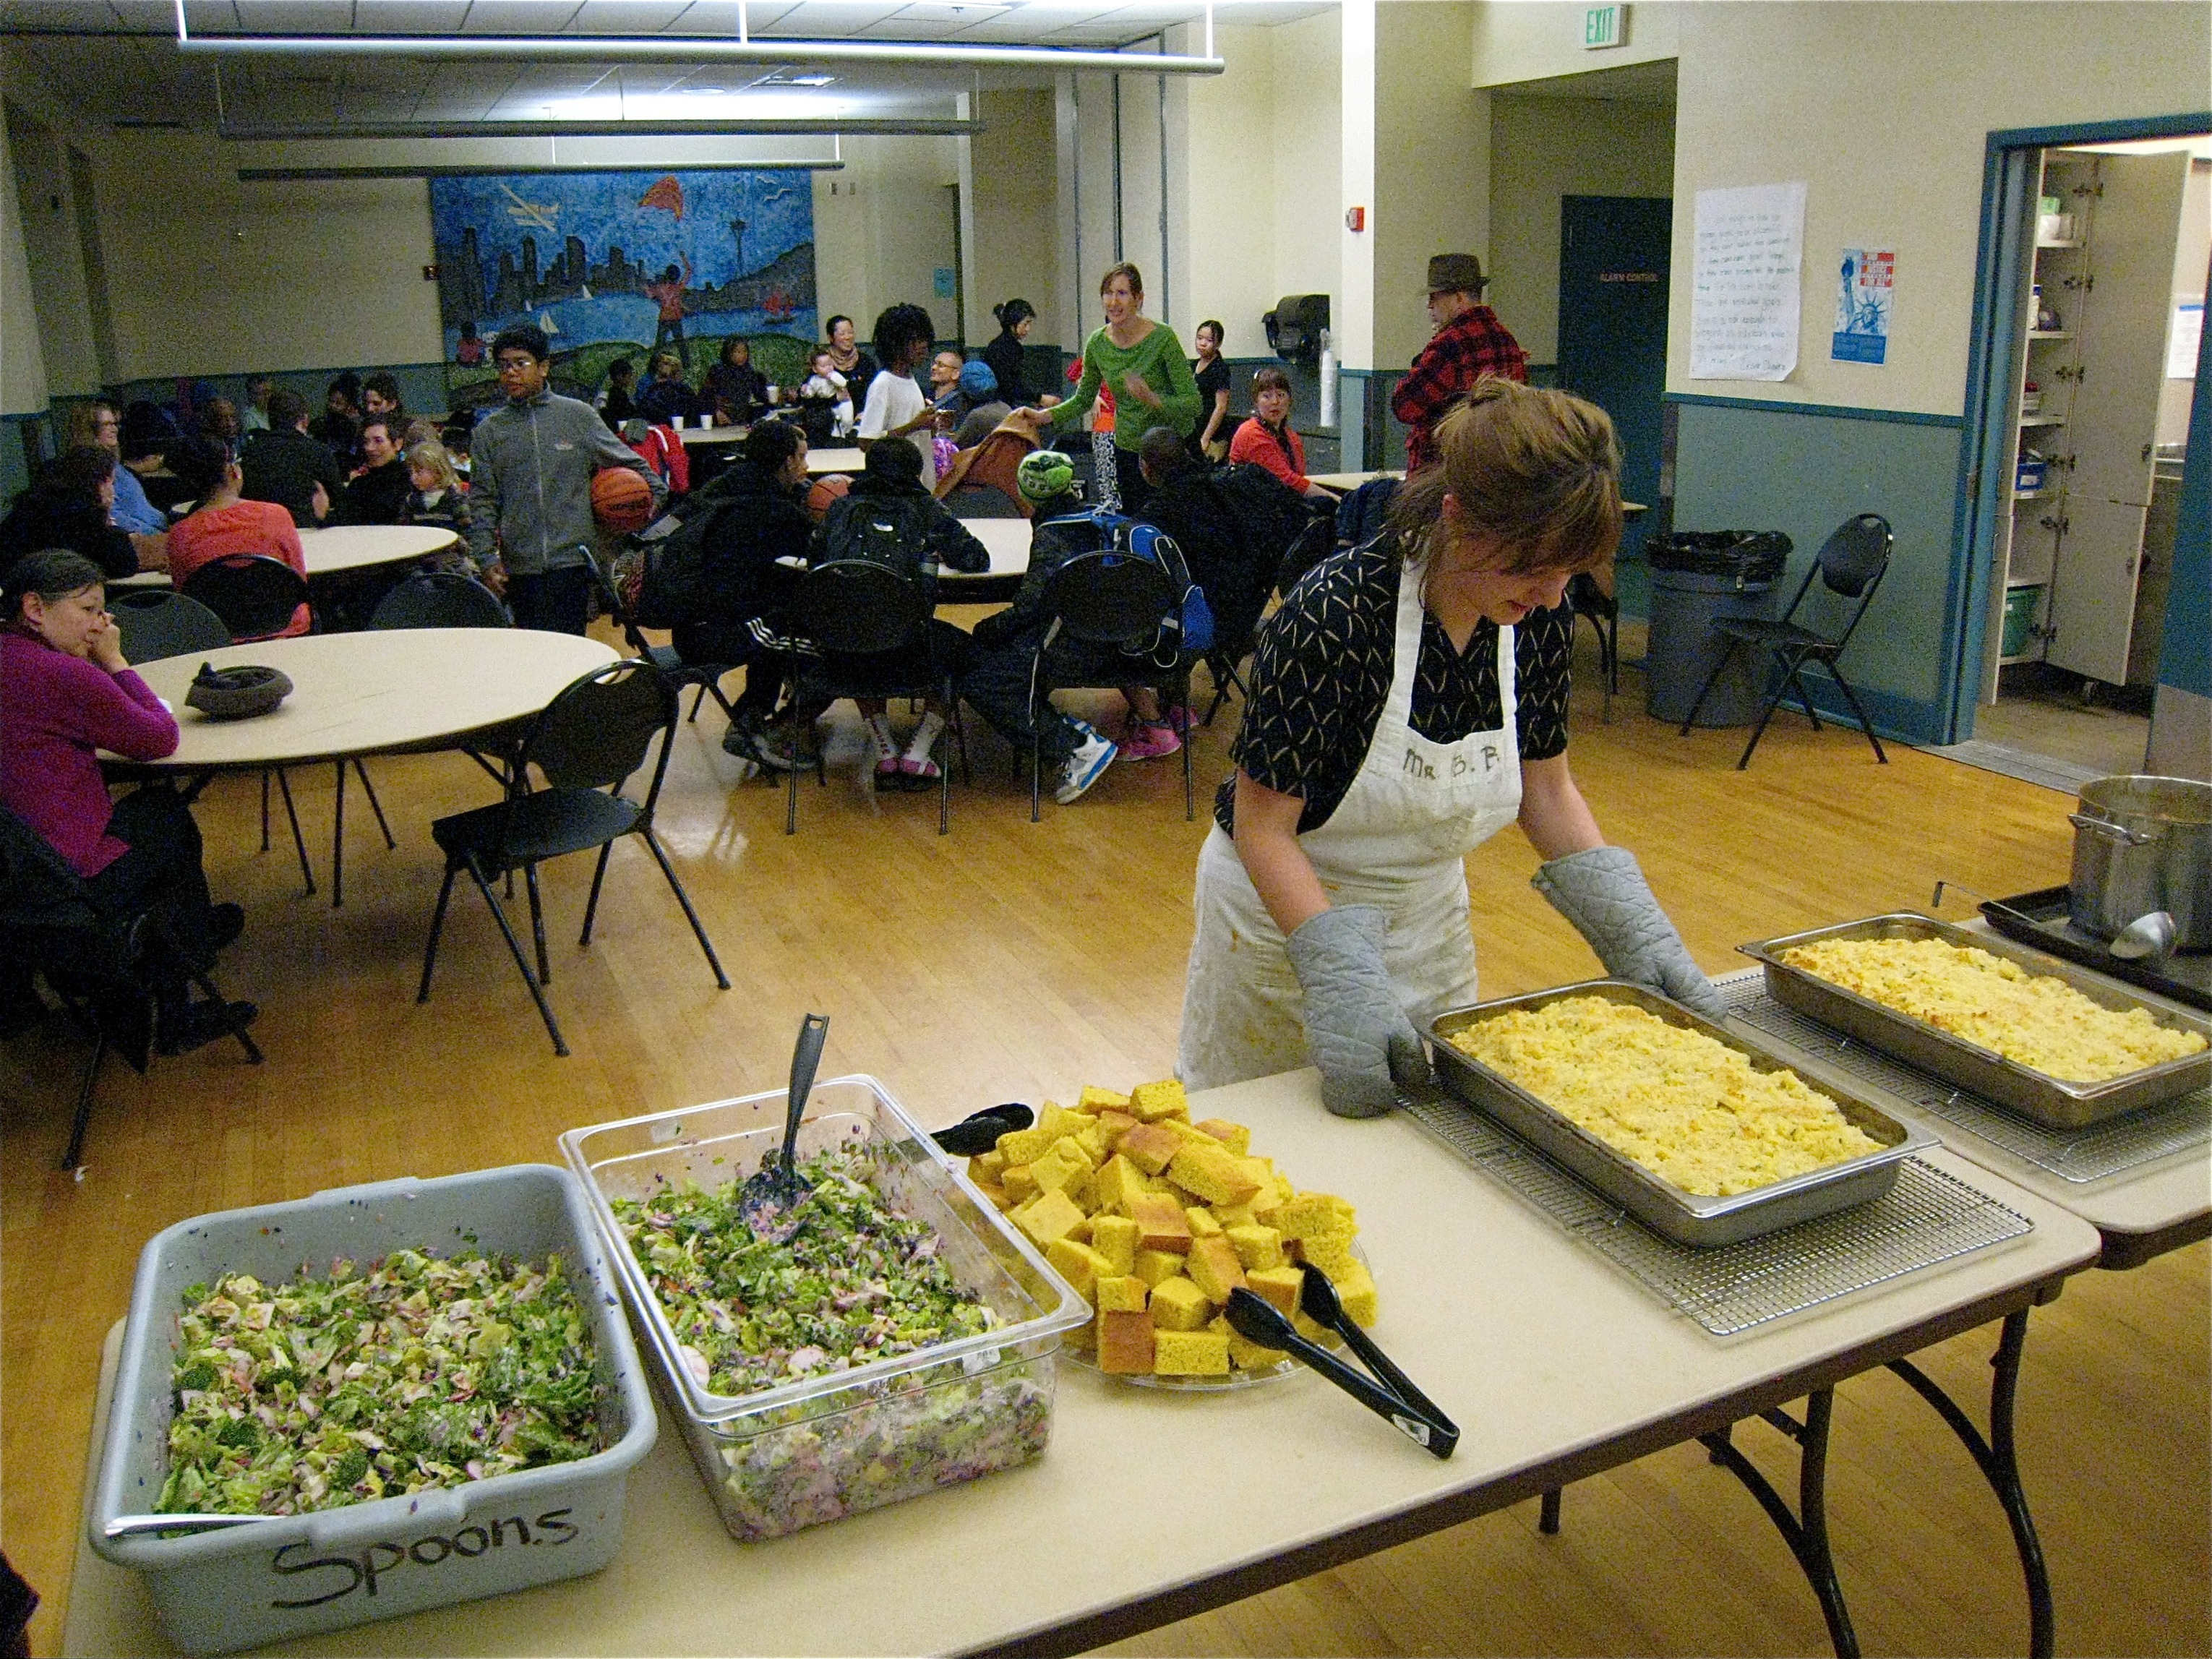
(932, 1103, 1035, 1158)
(1223, 1266, 1458, 1459)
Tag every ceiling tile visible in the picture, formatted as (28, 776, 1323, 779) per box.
(568, 1, 694, 29)
(228, 1, 363, 30)
(352, 1, 478, 31)
(457, 1, 590, 33)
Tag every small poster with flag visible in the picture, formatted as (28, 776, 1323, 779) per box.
(1832, 248, 1894, 365)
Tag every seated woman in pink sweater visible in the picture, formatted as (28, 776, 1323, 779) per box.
(164, 432, 312, 638)
(1226, 366, 1340, 504)
(0, 549, 254, 1052)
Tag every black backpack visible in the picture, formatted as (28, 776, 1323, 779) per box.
(820, 492, 942, 591)
(627, 500, 729, 630)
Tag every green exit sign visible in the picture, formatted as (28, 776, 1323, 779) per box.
(1582, 4, 1624, 48)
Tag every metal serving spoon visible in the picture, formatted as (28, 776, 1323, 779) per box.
(2109, 910, 2178, 961)
(105, 1512, 275, 1539)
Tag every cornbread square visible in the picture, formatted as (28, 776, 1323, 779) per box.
(1089, 1214, 1140, 1276)
(1065, 1214, 1094, 1243)
(1096, 1109, 1139, 1139)
(1128, 1079, 1191, 1123)
(1080, 1085, 1133, 1111)
(1153, 1329, 1230, 1376)
(1301, 1234, 1360, 1282)
(1092, 1154, 1153, 1215)
(1193, 1118, 1252, 1154)
(1216, 1313, 1284, 1372)
(1073, 1121, 1114, 1165)
(1246, 1265, 1303, 1319)
(996, 1122, 1061, 1165)
(974, 1180, 1013, 1212)
(1001, 1165, 1038, 1204)
(1046, 1238, 1111, 1299)
(1148, 1276, 1212, 1332)
(1334, 1262, 1379, 1329)
(1029, 1137, 1092, 1194)
(1211, 1202, 1257, 1229)
(1116, 1121, 1183, 1176)
(1065, 1314, 1096, 1353)
(1097, 1309, 1155, 1374)
(1133, 1249, 1186, 1288)
(1159, 1118, 1210, 1144)
(968, 1149, 1007, 1184)
(1274, 1192, 1352, 1243)
(1013, 1188, 1086, 1247)
(1183, 1206, 1224, 1239)
(1096, 1274, 1149, 1313)
(1185, 1235, 1247, 1302)
(1127, 1193, 1193, 1253)
(1293, 1310, 1331, 1343)
(1167, 1140, 1263, 1206)
(1225, 1224, 1285, 1271)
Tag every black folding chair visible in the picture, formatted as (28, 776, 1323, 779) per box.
(368, 570, 510, 630)
(1679, 513, 1894, 770)
(181, 554, 395, 899)
(1027, 549, 1194, 823)
(417, 659, 728, 1057)
(594, 544, 740, 729)
(1566, 572, 1620, 723)
(782, 560, 970, 836)
(0, 806, 261, 1170)
(108, 586, 323, 894)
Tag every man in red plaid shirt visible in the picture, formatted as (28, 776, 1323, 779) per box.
(1390, 252, 1527, 473)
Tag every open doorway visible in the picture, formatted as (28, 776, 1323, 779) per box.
(1950, 127, 2208, 785)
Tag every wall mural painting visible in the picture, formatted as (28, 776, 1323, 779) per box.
(430, 169, 818, 409)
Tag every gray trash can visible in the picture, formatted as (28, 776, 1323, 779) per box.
(1643, 532, 1791, 726)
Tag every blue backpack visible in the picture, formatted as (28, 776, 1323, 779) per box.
(1032, 507, 1214, 659)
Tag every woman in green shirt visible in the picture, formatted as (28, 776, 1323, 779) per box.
(1017, 262, 1199, 513)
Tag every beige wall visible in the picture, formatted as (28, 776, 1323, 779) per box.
(1666, 1, 2211, 413)
(0, 103, 46, 414)
(1373, 1, 1491, 372)
(1184, 24, 1280, 359)
(966, 89, 1058, 347)
(1487, 92, 1675, 366)
(5, 102, 102, 395)
(1472, 0, 1679, 86)
(811, 134, 962, 348)
(1272, 12, 1343, 308)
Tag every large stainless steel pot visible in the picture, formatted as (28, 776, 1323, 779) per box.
(2068, 775, 2212, 951)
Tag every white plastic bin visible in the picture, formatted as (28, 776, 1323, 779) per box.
(90, 1165, 656, 1656)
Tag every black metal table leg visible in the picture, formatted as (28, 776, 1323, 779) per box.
(1538, 1488, 1561, 1535)
(1699, 1390, 1859, 1659)
(1887, 1310, 2053, 1658)
(331, 758, 347, 909)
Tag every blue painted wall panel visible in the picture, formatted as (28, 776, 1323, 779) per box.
(2163, 276, 2211, 699)
(1669, 399, 1963, 744)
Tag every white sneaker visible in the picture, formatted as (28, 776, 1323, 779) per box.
(1055, 726, 1118, 805)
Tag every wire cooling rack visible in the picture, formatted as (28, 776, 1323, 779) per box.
(1399, 1090, 2031, 1338)
(1714, 970, 2212, 1184)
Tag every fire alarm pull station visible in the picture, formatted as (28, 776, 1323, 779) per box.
(1345, 206, 1366, 233)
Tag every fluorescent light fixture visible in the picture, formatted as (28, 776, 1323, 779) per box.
(539, 89, 861, 120)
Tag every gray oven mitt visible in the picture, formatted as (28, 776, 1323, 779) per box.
(1286, 905, 1433, 1120)
(1532, 846, 1728, 1021)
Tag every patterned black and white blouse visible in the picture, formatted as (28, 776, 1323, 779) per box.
(1214, 536, 1574, 836)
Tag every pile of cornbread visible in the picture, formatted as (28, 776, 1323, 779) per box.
(1448, 997, 1883, 1196)
(965, 1080, 1373, 1380)
(1779, 936, 2208, 1081)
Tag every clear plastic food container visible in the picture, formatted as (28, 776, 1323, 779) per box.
(558, 1076, 1088, 1541)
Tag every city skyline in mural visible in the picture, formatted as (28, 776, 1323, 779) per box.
(429, 168, 818, 400)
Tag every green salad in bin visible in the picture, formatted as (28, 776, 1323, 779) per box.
(160, 1251, 604, 1517)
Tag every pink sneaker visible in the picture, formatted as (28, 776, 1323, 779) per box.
(1164, 705, 1195, 735)
(1122, 719, 1182, 760)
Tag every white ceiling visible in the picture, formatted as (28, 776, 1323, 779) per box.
(0, 0, 1336, 130)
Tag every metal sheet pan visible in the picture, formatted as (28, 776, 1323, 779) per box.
(1737, 914, 2212, 1130)
(1429, 981, 1933, 1248)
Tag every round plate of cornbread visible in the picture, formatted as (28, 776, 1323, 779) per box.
(957, 1079, 1379, 1391)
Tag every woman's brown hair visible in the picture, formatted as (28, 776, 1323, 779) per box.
(1250, 366, 1292, 423)
(1099, 262, 1144, 299)
(1387, 377, 1621, 575)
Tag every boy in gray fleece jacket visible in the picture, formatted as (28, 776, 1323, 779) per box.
(467, 324, 661, 633)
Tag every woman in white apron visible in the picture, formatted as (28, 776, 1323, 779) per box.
(1180, 380, 1722, 1116)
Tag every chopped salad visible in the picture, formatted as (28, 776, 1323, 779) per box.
(609, 1147, 1000, 1398)
(159, 1251, 604, 1517)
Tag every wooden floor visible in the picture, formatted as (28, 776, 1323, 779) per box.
(4, 624, 2205, 1658)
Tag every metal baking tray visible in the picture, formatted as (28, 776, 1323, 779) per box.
(1430, 980, 1933, 1248)
(1738, 914, 2212, 1130)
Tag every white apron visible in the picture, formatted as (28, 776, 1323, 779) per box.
(1178, 562, 1523, 1092)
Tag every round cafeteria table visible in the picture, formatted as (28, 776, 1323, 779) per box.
(114, 523, 461, 589)
(805, 445, 867, 476)
(116, 629, 617, 906)
(675, 424, 749, 447)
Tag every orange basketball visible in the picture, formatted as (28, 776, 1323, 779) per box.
(806, 473, 852, 520)
(591, 466, 654, 532)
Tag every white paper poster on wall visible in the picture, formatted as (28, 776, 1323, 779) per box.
(1831, 248, 1895, 365)
(2169, 299, 2204, 378)
(1690, 181, 1806, 382)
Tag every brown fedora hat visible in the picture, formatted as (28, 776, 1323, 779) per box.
(1426, 252, 1486, 296)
